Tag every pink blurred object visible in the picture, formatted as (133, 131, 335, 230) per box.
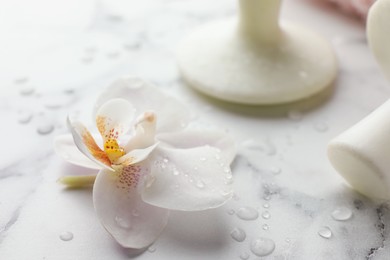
(328, 0, 376, 19)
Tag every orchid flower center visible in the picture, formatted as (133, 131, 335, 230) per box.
(104, 138, 125, 163)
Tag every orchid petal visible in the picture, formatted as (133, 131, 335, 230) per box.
(141, 145, 234, 211)
(94, 76, 190, 133)
(157, 129, 236, 164)
(67, 117, 113, 171)
(116, 142, 159, 166)
(93, 166, 170, 249)
(125, 111, 157, 152)
(54, 134, 101, 170)
(96, 98, 135, 142)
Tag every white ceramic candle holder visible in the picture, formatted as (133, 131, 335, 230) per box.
(328, 0, 390, 200)
(177, 0, 337, 105)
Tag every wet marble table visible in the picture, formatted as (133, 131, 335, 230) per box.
(0, 0, 389, 259)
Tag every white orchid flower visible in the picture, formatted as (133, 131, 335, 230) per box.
(54, 77, 236, 249)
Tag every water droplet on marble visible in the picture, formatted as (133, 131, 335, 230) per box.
(263, 203, 270, 209)
(331, 207, 352, 221)
(287, 110, 303, 121)
(230, 227, 246, 242)
(314, 122, 328, 132)
(318, 226, 332, 239)
(37, 124, 54, 135)
(196, 180, 205, 189)
(147, 246, 156, 253)
(115, 216, 131, 229)
(250, 237, 275, 256)
(236, 207, 259, 220)
(239, 252, 250, 260)
(18, 112, 33, 124)
(14, 77, 29, 84)
(261, 211, 270, 219)
(269, 166, 281, 175)
(19, 86, 35, 96)
(59, 231, 74, 241)
(262, 224, 269, 230)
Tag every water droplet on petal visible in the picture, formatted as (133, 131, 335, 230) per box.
(223, 167, 231, 173)
(59, 231, 74, 241)
(172, 169, 180, 176)
(331, 207, 353, 221)
(196, 180, 205, 189)
(239, 252, 250, 260)
(263, 203, 270, 209)
(262, 224, 269, 230)
(163, 158, 169, 163)
(237, 207, 259, 220)
(115, 216, 131, 229)
(230, 227, 246, 242)
(318, 226, 332, 239)
(261, 211, 271, 219)
(147, 246, 156, 253)
(37, 124, 54, 135)
(250, 237, 275, 256)
(227, 209, 235, 215)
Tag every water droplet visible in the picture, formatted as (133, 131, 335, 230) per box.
(115, 216, 131, 229)
(147, 246, 156, 253)
(236, 207, 259, 220)
(262, 224, 269, 230)
(230, 227, 246, 242)
(161, 163, 167, 169)
(196, 180, 206, 189)
(263, 203, 270, 209)
(269, 166, 281, 175)
(250, 237, 275, 257)
(318, 226, 332, 239)
(239, 252, 250, 260)
(331, 207, 352, 221)
(223, 167, 231, 173)
(14, 77, 29, 84)
(172, 168, 180, 176)
(37, 124, 54, 135)
(314, 122, 328, 132)
(263, 195, 271, 201)
(287, 110, 303, 121)
(18, 112, 33, 124)
(194, 166, 199, 171)
(59, 231, 74, 241)
(81, 56, 94, 64)
(261, 211, 270, 219)
(19, 86, 35, 96)
(132, 210, 139, 217)
(199, 157, 206, 162)
(227, 209, 235, 215)
(163, 158, 169, 163)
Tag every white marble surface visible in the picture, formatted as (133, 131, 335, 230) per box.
(1, 0, 390, 259)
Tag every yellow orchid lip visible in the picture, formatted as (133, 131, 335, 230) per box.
(104, 138, 126, 163)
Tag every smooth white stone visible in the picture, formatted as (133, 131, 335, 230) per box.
(177, 0, 337, 105)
